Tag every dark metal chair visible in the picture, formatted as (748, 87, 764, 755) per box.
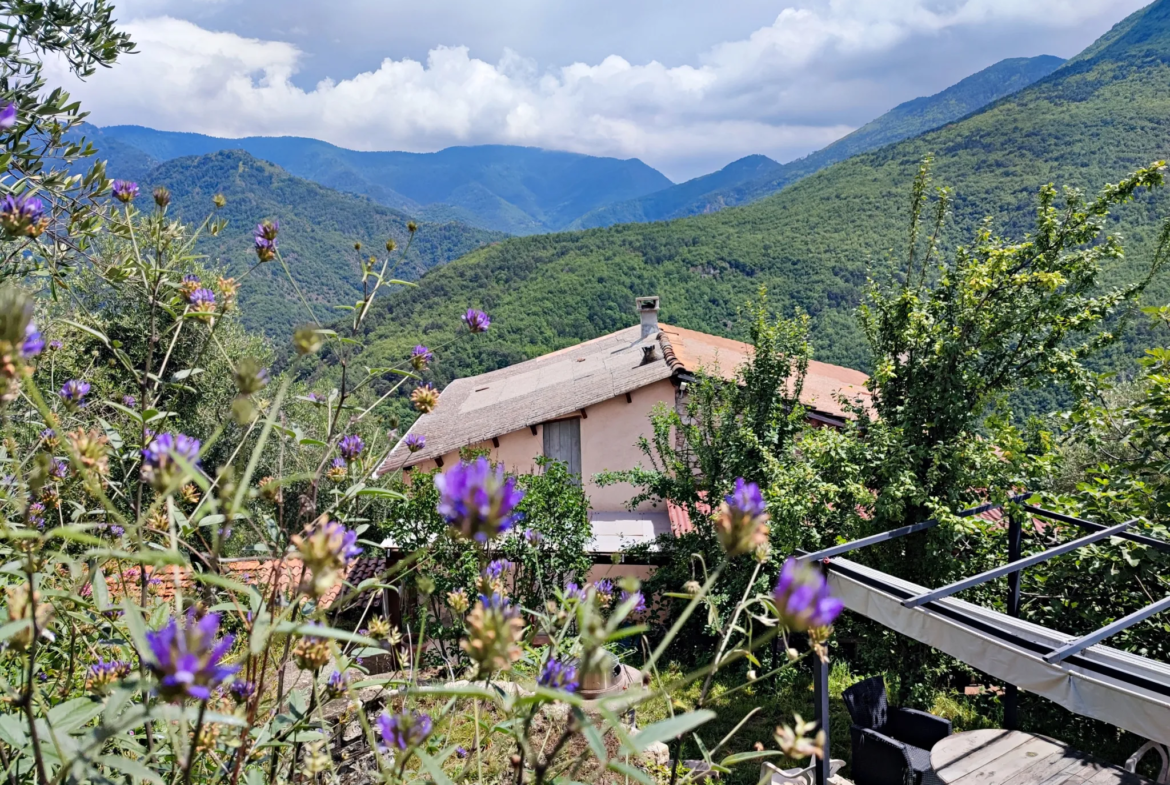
(842, 676, 951, 785)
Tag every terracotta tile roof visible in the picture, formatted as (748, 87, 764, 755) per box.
(380, 323, 871, 474)
(657, 325, 871, 420)
(105, 556, 390, 609)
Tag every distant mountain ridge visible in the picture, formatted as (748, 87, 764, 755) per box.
(89, 126, 673, 235)
(574, 54, 1066, 229)
(145, 149, 505, 337)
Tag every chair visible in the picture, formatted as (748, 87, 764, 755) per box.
(1126, 741, 1169, 784)
(842, 676, 952, 785)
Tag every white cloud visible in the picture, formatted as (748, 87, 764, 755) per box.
(48, 0, 1146, 180)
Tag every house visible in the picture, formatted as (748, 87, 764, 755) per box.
(379, 297, 871, 555)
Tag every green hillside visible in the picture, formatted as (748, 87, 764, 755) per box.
(322, 0, 1170, 403)
(145, 150, 505, 338)
(577, 54, 1065, 229)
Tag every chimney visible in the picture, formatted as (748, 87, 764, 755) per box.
(636, 296, 660, 339)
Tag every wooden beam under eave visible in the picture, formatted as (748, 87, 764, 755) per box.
(492, 437, 500, 448)
(625, 392, 633, 403)
(530, 425, 538, 436)
(435, 455, 445, 468)
(580, 408, 588, 419)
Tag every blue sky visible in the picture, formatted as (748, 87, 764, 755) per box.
(51, 0, 1149, 180)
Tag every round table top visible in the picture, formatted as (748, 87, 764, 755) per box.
(931, 729, 1151, 785)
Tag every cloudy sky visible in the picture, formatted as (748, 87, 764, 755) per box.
(48, 0, 1149, 181)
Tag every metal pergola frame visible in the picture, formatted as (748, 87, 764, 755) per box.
(795, 497, 1170, 785)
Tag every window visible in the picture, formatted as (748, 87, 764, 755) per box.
(542, 418, 581, 479)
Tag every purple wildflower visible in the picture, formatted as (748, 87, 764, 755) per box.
(410, 345, 433, 371)
(0, 193, 45, 237)
(434, 456, 524, 542)
(403, 433, 425, 453)
(110, 525, 125, 537)
(255, 220, 279, 241)
(563, 582, 587, 602)
(229, 679, 255, 703)
(715, 477, 770, 557)
(0, 104, 15, 129)
(20, 322, 43, 359)
(338, 434, 364, 462)
(86, 658, 131, 691)
(111, 180, 138, 203)
(772, 557, 844, 632)
(253, 221, 278, 262)
(523, 528, 542, 545)
(462, 308, 491, 333)
(620, 590, 647, 614)
(59, 379, 90, 407)
(376, 710, 433, 751)
(48, 339, 62, 351)
(50, 459, 67, 480)
(145, 609, 239, 701)
(456, 747, 468, 758)
(140, 432, 201, 490)
(122, 395, 136, 408)
(484, 560, 510, 580)
(188, 287, 216, 308)
(538, 658, 579, 693)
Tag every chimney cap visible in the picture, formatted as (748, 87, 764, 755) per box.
(636, 295, 660, 312)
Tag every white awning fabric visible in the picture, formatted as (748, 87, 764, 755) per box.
(828, 557, 1170, 745)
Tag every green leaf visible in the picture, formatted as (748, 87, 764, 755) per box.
(0, 714, 28, 748)
(48, 697, 104, 733)
(99, 754, 164, 785)
(356, 487, 407, 500)
(60, 318, 109, 346)
(416, 750, 456, 785)
(721, 750, 781, 766)
(275, 623, 379, 648)
(607, 760, 653, 785)
(582, 721, 608, 763)
(0, 619, 31, 644)
(631, 710, 716, 752)
(415, 684, 497, 701)
(105, 400, 142, 422)
(92, 565, 111, 611)
(120, 598, 150, 658)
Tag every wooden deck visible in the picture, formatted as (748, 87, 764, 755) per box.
(931, 729, 1155, 785)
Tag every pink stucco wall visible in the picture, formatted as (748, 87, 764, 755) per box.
(405, 377, 677, 514)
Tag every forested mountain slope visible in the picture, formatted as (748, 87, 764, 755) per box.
(146, 150, 505, 337)
(575, 54, 1065, 229)
(324, 0, 1170, 404)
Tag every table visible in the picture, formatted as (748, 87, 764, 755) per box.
(930, 729, 1154, 785)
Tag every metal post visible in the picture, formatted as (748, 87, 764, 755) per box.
(812, 559, 832, 784)
(1004, 512, 1022, 730)
(813, 647, 831, 785)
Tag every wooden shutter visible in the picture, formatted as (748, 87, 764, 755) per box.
(542, 418, 581, 479)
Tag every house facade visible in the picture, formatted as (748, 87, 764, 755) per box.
(380, 297, 870, 554)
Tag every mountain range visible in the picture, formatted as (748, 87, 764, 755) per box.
(572, 54, 1066, 229)
(88, 53, 1063, 240)
(317, 0, 1170, 416)
(86, 127, 672, 235)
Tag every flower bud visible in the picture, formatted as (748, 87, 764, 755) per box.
(293, 325, 323, 355)
(152, 186, 171, 208)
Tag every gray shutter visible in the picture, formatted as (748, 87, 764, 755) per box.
(542, 418, 581, 478)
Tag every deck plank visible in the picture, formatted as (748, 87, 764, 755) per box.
(932, 730, 1155, 785)
(933, 730, 1034, 782)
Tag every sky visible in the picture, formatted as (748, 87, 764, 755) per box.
(47, 0, 1151, 181)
